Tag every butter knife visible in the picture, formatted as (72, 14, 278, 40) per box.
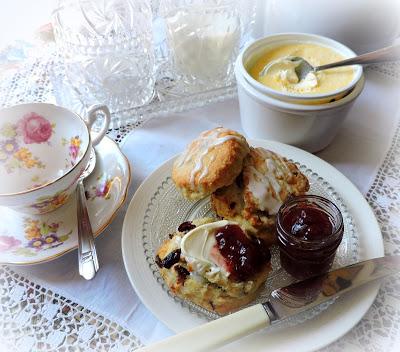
(138, 256, 400, 352)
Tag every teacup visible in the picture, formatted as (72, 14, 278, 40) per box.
(0, 103, 111, 214)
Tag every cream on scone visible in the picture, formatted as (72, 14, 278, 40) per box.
(172, 127, 250, 200)
(155, 218, 271, 314)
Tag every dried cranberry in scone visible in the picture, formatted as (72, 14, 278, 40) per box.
(155, 218, 272, 314)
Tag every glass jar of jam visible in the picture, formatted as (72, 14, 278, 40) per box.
(276, 195, 344, 280)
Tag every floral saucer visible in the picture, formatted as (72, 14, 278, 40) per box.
(0, 136, 130, 265)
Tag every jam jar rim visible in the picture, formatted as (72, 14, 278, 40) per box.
(276, 194, 344, 246)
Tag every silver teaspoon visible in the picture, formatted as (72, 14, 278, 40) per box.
(77, 149, 98, 280)
(262, 44, 400, 81)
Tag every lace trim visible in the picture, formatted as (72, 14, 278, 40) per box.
(320, 115, 400, 351)
(367, 62, 400, 81)
(0, 266, 143, 351)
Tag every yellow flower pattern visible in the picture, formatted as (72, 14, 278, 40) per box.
(0, 115, 52, 173)
(30, 189, 70, 214)
(4, 143, 15, 153)
(25, 219, 41, 240)
(13, 148, 45, 169)
(71, 137, 81, 148)
(21, 218, 72, 253)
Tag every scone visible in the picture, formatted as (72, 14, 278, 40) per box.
(155, 218, 271, 314)
(172, 127, 250, 200)
(212, 147, 309, 244)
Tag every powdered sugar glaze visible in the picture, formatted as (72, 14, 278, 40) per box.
(246, 148, 293, 215)
(175, 127, 247, 188)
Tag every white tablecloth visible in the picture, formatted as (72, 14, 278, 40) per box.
(12, 68, 400, 348)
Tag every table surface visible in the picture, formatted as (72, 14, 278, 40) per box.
(0, 3, 400, 351)
(1, 66, 398, 352)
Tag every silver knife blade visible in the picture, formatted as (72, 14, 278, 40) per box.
(263, 255, 400, 322)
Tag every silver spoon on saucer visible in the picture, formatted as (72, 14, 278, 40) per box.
(262, 44, 400, 81)
(77, 148, 99, 280)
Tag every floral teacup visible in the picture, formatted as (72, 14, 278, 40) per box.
(0, 103, 110, 214)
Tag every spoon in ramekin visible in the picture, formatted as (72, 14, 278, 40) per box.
(261, 44, 400, 81)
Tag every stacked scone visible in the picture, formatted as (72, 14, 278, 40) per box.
(155, 127, 309, 314)
(212, 146, 309, 244)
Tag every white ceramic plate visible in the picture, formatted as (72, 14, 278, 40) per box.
(0, 136, 131, 265)
(122, 139, 383, 351)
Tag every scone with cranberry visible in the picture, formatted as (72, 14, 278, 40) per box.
(211, 147, 309, 245)
(155, 218, 271, 314)
(172, 127, 249, 201)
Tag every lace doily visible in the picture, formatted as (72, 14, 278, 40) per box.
(320, 115, 400, 351)
(0, 44, 399, 351)
(0, 266, 143, 351)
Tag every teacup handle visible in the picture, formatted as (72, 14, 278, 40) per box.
(86, 104, 111, 146)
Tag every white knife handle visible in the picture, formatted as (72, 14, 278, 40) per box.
(138, 304, 270, 352)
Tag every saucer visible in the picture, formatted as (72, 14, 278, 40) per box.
(0, 136, 130, 265)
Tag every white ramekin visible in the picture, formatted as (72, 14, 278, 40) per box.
(235, 58, 365, 153)
(237, 33, 363, 105)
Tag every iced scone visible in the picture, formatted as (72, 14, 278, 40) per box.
(172, 127, 249, 200)
(212, 147, 309, 244)
(155, 218, 271, 314)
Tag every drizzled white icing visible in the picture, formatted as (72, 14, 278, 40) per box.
(197, 154, 215, 183)
(246, 149, 293, 215)
(248, 166, 283, 215)
(175, 128, 245, 188)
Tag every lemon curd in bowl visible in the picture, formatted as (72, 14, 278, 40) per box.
(249, 43, 355, 96)
(239, 34, 363, 105)
(235, 34, 365, 152)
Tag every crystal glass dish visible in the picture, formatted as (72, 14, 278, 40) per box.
(51, 58, 237, 130)
(140, 161, 359, 325)
(158, 0, 242, 95)
(51, 0, 257, 128)
(52, 0, 155, 112)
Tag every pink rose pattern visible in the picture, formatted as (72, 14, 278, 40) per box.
(0, 235, 21, 252)
(0, 112, 54, 173)
(18, 112, 53, 144)
(86, 175, 115, 200)
(62, 136, 83, 167)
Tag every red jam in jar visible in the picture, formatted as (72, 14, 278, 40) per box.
(276, 195, 344, 280)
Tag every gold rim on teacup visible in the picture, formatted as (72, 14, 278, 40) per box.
(0, 137, 131, 265)
(0, 103, 111, 214)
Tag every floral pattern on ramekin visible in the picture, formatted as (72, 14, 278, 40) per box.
(0, 219, 71, 257)
(0, 112, 55, 173)
(62, 136, 83, 167)
(86, 174, 115, 200)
